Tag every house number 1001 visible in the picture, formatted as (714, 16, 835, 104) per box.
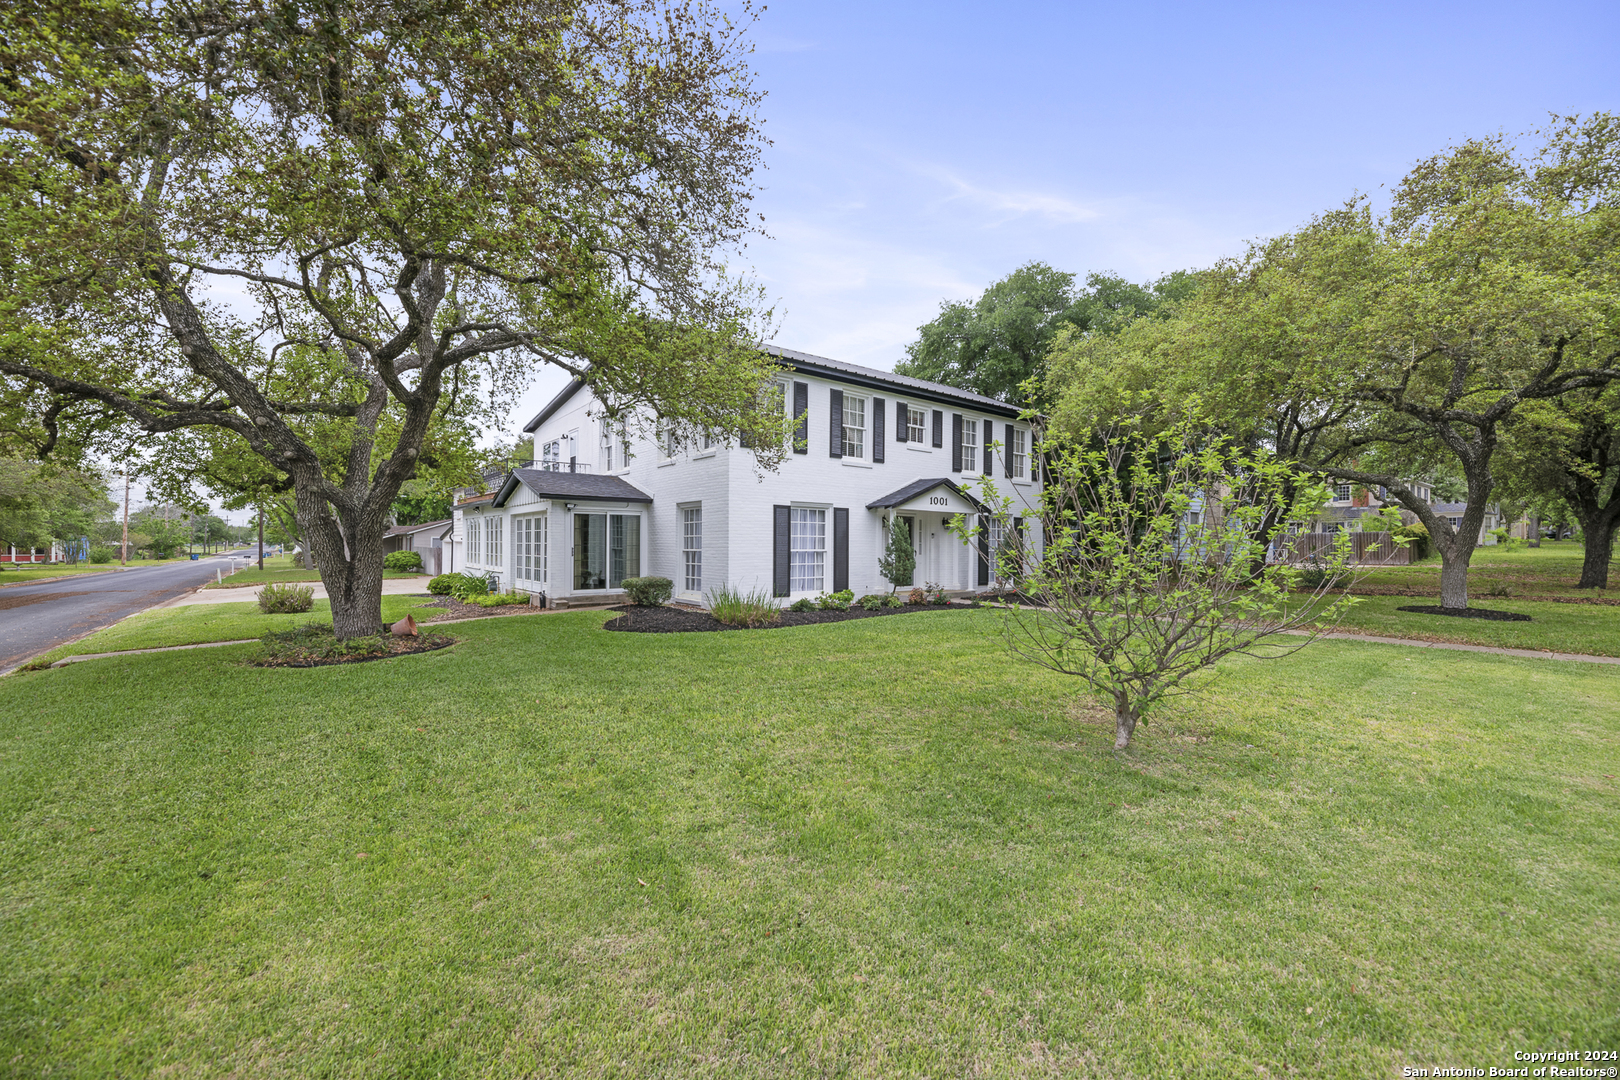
(928, 496, 950, 505)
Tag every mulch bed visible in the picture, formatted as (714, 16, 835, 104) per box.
(1395, 605, 1534, 622)
(411, 597, 541, 622)
(252, 632, 458, 668)
(605, 601, 972, 634)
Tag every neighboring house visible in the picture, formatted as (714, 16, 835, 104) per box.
(452, 346, 1042, 606)
(1429, 502, 1504, 547)
(1312, 479, 1506, 547)
(1, 541, 65, 563)
(382, 519, 452, 574)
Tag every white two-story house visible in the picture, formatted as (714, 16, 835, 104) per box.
(451, 346, 1041, 607)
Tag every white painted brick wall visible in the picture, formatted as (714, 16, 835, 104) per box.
(520, 371, 1043, 603)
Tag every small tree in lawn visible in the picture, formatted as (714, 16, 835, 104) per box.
(958, 421, 1359, 750)
(878, 516, 916, 592)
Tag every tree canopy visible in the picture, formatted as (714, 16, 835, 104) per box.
(895, 263, 1195, 406)
(1, 0, 785, 635)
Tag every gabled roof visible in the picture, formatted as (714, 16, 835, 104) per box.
(493, 468, 653, 507)
(383, 519, 451, 538)
(866, 477, 984, 511)
(518, 346, 1025, 437)
(521, 376, 587, 434)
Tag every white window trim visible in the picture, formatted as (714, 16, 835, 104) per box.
(841, 394, 868, 461)
(788, 502, 830, 597)
(906, 406, 927, 445)
(680, 503, 702, 595)
(569, 509, 646, 593)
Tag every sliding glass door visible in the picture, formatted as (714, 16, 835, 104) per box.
(574, 513, 640, 590)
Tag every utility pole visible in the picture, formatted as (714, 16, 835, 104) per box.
(121, 470, 130, 565)
(257, 508, 264, 572)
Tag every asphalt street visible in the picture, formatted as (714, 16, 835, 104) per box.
(0, 554, 249, 676)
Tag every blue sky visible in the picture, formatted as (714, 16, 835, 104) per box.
(512, 0, 1617, 422)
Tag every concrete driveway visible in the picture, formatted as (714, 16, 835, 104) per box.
(171, 576, 434, 606)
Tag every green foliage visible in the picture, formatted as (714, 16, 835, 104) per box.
(622, 576, 674, 607)
(0, 0, 784, 637)
(427, 574, 462, 596)
(87, 546, 115, 564)
(857, 594, 887, 611)
(250, 623, 455, 667)
(815, 589, 854, 611)
(382, 550, 424, 572)
(0, 458, 114, 553)
(956, 421, 1357, 748)
(787, 597, 816, 612)
(468, 591, 530, 608)
(878, 517, 916, 589)
(257, 584, 315, 615)
(706, 585, 782, 627)
(895, 264, 1195, 405)
(390, 491, 454, 527)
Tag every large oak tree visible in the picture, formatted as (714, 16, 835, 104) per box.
(0, 0, 786, 636)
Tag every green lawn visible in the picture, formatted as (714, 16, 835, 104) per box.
(1329, 594, 1620, 657)
(1353, 539, 1607, 597)
(209, 554, 427, 587)
(32, 595, 438, 664)
(1, 611, 1614, 1077)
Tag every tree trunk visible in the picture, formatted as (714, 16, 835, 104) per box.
(1438, 545, 1473, 608)
(299, 489, 388, 638)
(1113, 694, 1140, 750)
(1528, 515, 1540, 548)
(1576, 514, 1615, 589)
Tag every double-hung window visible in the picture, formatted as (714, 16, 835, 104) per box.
(600, 418, 614, 473)
(1010, 427, 1027, 479)
(790, 508, 826, 593)
(961, 419, 979, 473)
(841, 396, 866, 459)
(658, 419, 678, 462)
(906, 406, 926, 444)
(682, 507, 702, 592)
(1334, 483, 1352, 502)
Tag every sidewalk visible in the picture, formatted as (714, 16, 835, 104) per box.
(166, 576, 434, 606)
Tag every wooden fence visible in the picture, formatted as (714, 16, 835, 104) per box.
(1275, 532, 1408, 566)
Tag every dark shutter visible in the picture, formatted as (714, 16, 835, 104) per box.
(829, 387, 844, 458)
(873, 397, 885, 463)
(896, 400, 908, 443)
(932, 409, 943, 448)
(982, 426, 992, 475)
(977, 516, 990, 587)
(833, 507, 849, 592)
(773, 505, 791, 596)
(792, 382, 809, 455)
(951, 413, 963, 472)
(1005, 423, 1015, 478)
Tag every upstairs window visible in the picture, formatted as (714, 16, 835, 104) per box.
(961, 419, 979, 473)
(1010, 427, 1027, 479)
(907, 406, 926, 444)
(1334, 483, 1352, 502)
(600, 418, 614, 473)
(841, 395, 866, 459)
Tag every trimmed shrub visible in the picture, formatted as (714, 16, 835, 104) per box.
(707, 585, 782, 627)
(906, 587, 926, 605)
(469, 590, 530, 607)
(816, 589, 854, 611)
(258, 583, 314, 614)
(383, 550, 424, 572)
(857, 593, 888, 611)
(622, 576, 674, 607)
(787, 597, 815, 612)
(88, 546, 116, 564)
(427, 573, 462, 595)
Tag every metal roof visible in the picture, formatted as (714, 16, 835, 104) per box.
(494, 468, 654, 507)
(518, 345, 1025, 436)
